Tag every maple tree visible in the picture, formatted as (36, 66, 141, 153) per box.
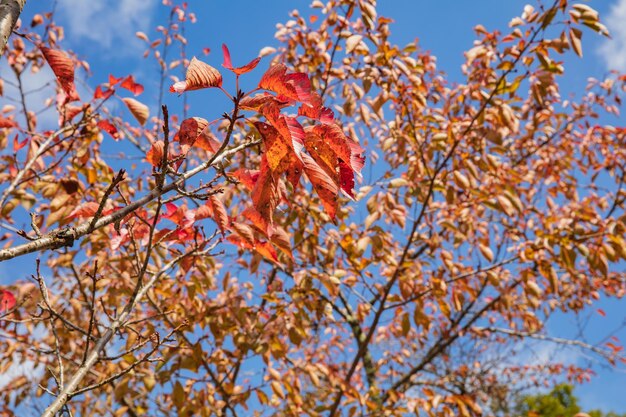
(0, 1, 625, 416)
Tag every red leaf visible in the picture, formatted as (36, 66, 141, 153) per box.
(0, 289, 16, 312)
(0, 117, 18, 128)
(309, 124, 365, 176)
(59, 105, 84, 126)
(339, 160, 356, 200)
(231, 222, 256, 247)
(178, 117, 206, 150)
(93, 86, 113, 100)
(222, 43, 261, 76)
(222, 44, 233, 70)
(122, 98, 149, 126)
(262, 102, 305, 157)
(195, 129, 221, 153)
(67, 201, 100, 220)
(97, 120, 120, 140)
(170, 57, 223, 93)
(255, 121, 291, 173)
(230, 168, 259, 191)
(347, 137, 365, 177)
(109, 74, 123, 86)
(252, 155, 280, 225)
(259, 64, 313, 104)
(41, 47, 80, 102)
(242, 206, 272, 237)
(206, 194, 229, 234)
(302, 153, 338, 219)
(13, 134, 28, 151)
(298, 92, 334, 123)
(120, 75, 144, 96)
(163, 203, 195, 228)
(240, 92, 289, 111)
(146, 141, 165, 166)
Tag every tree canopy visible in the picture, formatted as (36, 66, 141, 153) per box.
(0, 1, 625, 416)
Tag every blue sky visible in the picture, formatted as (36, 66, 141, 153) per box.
(2, 0, 626, 413)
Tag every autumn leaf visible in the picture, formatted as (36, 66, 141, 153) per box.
(97, 119, 120, 140)
(261, 101, 305, 157)
(122, 98, 149, 126)
(298, 94, 334, 123)
(41, 47, 80, 102)
(0, 289, 16, 312)
(252, 155, 280, 225)
(222, 44, 262, 76)
(258, 64, 313, 104)
(0, 117, 18, 128)
(302, 153, 339, 218)
(255, 121, 291, 173)
(67, 201, 100, 220)
(146, 141, 165, 167)
(93, 86, 113, 100)
(120, 75, 144, 96)
(207, 194, 229, 234)
(170, 57, 223, 93)
(240, 92, 289, 111)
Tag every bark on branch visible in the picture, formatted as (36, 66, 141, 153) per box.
(0, 0, 25, 54)
(0, 139, 258, 263)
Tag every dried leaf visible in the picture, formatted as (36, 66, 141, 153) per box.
(170, 57, 223, 93)
(122, 98, 149, 126)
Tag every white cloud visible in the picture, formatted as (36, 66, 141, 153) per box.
(598, 0, 626, 71)
(57, 0, 157, 53)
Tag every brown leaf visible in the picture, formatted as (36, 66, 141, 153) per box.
(170, 57, 223, 93)
(122, 98, 149, 126)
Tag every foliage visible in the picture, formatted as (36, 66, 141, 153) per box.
(0, 1, 625, 416)
(514, 384, 626, 417)
(515, 384, 581, 417)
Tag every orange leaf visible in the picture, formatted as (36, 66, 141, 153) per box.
(302, 153, 338, 219)
(255, 121, 291, 173)
(270, 226, 293, 260)
(41, 47, 80, 102)
(240, 93, 289, 111)
(242, 206, 272, 237)
(258, 64, 312, 104)
(170, 57, 223, 93)
(262, 102, 305, 157)
(252, 156, 280, 225)
(254, 240, 279, 263)
(208, 194, 229, 234)
(146, 141, 165, 166)
(122, 98, 149, 126)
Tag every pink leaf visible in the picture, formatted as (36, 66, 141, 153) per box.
(222, 44, 262, 76)
(0, 289, 16, 312)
